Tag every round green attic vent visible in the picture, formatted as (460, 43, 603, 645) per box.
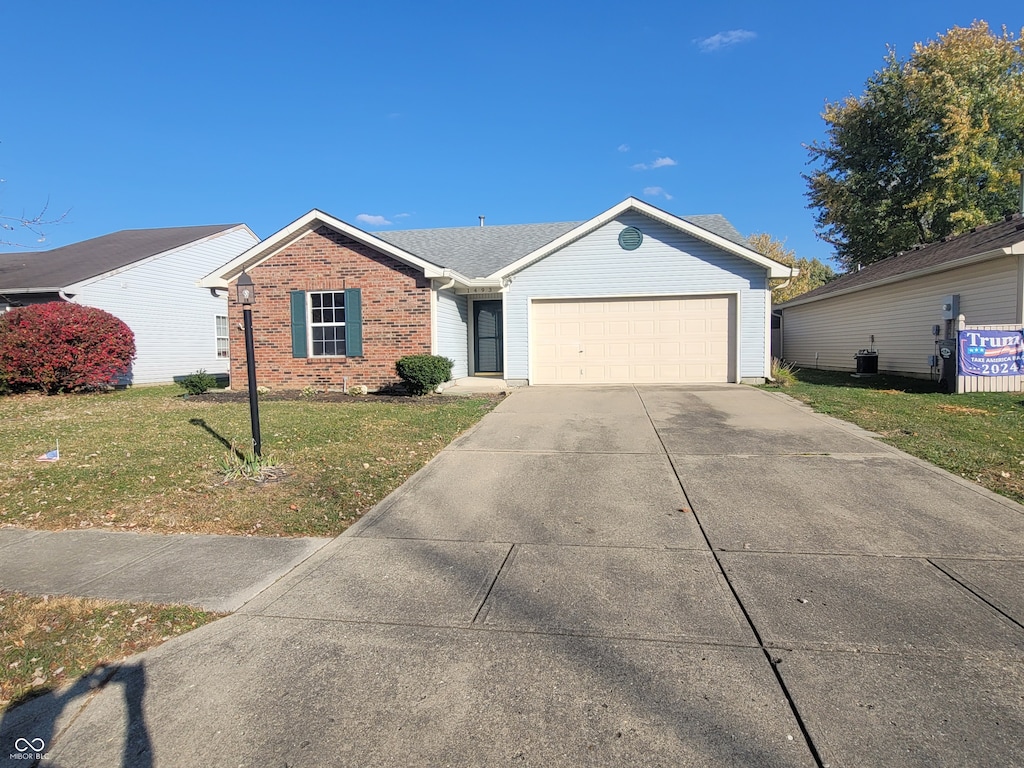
(618, 226, 643, 251)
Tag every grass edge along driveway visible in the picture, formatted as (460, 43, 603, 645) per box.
(766, 368, 1024, 505)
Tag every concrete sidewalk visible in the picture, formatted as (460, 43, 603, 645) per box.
(3, 384, 1024, 767)
(0, 528, 330, 613)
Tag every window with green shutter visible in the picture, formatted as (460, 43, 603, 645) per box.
(291, 289, 363, 358)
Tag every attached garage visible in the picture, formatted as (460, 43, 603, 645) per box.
(497, 201, 788, 386)
(531, 295, 736, 384)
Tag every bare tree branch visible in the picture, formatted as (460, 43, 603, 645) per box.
(0, 196, 70, 248)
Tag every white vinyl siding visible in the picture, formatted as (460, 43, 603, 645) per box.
(435, 289, 469, 378)
(65, 227, 259, 385)
(780, 255, 1021, 377)
(505, 212, 768, 383)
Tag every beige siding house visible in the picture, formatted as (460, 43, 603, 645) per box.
(776, 214, 1024, 385)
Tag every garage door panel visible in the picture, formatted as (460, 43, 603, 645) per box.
(531, 295, 735, 384)
(659, 342, 681, 357)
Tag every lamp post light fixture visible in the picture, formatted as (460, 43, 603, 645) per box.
(236, 270, 262, 457)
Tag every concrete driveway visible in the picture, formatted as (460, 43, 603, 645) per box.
(5, 385, 1024, 767)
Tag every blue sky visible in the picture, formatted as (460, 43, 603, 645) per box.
(2, 1, 1020, 268)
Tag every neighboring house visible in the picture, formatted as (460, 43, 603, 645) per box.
(775, 213, 1024, 383)
(0, 225, 259, 384)
(202, 198, 791, 390)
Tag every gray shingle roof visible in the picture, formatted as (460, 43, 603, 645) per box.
(680, 214, 749, 247)
(780, 214, 1024, 306)
(0, 225, 240, 292)
(373, 214, 748, 279)
(376, 222, 580, 278)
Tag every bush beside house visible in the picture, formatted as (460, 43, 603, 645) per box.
(0, 302, 136, 394)
(396, 355, 454, 395)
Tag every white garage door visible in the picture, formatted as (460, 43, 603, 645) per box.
(531, 295, 735, 384)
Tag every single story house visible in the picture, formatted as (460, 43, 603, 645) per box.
(202, 198, 791, 390)
(775, 213, 1024, 385)
(0, 224, 259, 384)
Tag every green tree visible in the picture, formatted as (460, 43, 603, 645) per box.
(748, 233, 836, 303)
(806, 21, 1024, 270)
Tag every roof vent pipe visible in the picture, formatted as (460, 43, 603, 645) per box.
(479, 216, 485, 227)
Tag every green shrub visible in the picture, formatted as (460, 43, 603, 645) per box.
(395, 355, 454, 396)
(179, 370, 218, 396)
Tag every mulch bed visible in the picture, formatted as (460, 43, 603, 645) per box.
(188, 389, 504, 405)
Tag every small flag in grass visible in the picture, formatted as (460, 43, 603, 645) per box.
(36, 440, 60, 462)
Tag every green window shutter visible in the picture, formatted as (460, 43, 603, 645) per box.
(290, 290, 307, 358)
(345, 288, 363, 357)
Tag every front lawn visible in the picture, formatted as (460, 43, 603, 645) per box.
(0, 590, 221, 710)
(0, 386, 499, 537)
(766, 368, 1024, 504)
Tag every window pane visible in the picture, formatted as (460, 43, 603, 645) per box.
(309, 291, 348, 357)
(215, 315, 228, 336)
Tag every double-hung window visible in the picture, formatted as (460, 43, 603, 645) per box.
(289, 288, 363, 358)
(215, 315, 229, 358)
(310, 291, 346, 357)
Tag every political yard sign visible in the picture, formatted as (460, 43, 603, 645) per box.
(958, 329, 1024, 376)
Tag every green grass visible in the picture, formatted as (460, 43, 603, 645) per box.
(764, 368, 1024, 503)
(1, 590, 221, 710)
(0, 386, 499, 537)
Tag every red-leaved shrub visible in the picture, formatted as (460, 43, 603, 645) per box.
(0, 302, 136, 394)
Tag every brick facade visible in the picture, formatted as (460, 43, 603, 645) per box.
(228, 226, 432, 391)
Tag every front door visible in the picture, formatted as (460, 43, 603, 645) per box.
(474, 300, 503, 374)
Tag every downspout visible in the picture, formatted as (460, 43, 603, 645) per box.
(769, 265, 797, 295)
(58, 289, 76, 303)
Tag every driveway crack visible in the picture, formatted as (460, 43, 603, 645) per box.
(472, 543, 517, 624)
(635, 385, 827, 768)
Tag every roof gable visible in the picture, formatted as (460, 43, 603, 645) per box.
(203, 210, 449, 288)
(0, 225, 248, 293)
(778, 213, 1024, 308)
(493, 198, 792, 279)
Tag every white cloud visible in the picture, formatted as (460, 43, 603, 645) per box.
(631, 156, 678, 171)
(695, 29, 757, 53)
(618, 144, 630, 152)
(356, 214, 392, 226)
(393, 212, 411, 219)
(643, 186, 673, 200)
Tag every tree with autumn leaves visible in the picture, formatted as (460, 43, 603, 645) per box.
(747, 233, 836, 303)
(806, 21, 1024, 271)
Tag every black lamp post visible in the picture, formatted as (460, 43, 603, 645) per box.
(236, 270, 262, 457)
